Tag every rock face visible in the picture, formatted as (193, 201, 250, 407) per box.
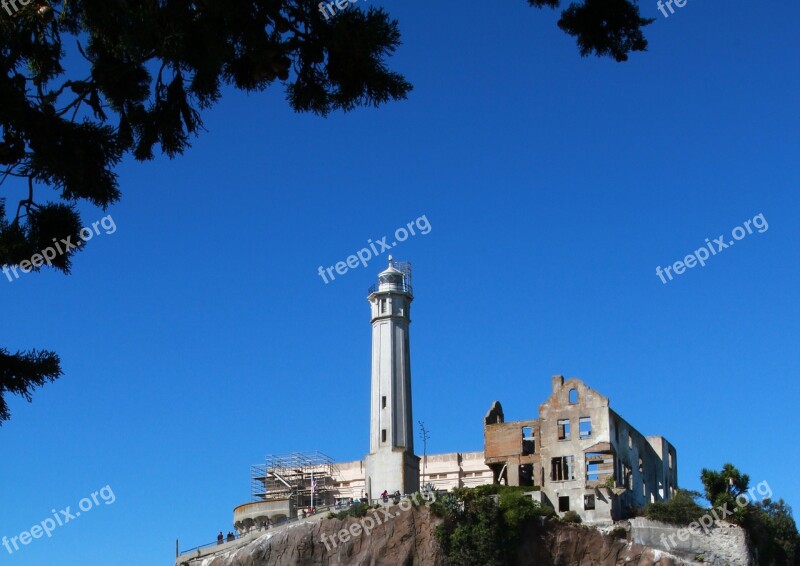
(195, 506, 441, 566)
(516, 522, 696, 566)
(189, 506, 748, 566)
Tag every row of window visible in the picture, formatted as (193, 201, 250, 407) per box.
(557, 417, 592, 441)
(558, 494, 596, 512)
(426, 471, 487, 479)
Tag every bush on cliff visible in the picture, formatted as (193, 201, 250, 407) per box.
(644, 489, 706, 525)
(434, 485, 555, 566)
(332, 502, 370, 520)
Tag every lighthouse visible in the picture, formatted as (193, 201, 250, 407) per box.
(364, 257, 420, 500)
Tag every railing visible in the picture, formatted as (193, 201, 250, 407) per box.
(367, 283, 413, 296)
(178, 503, 338, 558)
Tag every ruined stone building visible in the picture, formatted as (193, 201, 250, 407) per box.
(484, 375, 678, 523)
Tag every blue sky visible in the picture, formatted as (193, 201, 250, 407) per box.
(1, 0, 798, 563)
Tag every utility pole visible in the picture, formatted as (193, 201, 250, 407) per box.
(418, 420, 430, 488)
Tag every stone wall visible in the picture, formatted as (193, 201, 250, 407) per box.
(630, 517, 752, 565)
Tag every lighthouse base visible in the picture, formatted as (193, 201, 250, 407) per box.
(365, 449, 420, 501)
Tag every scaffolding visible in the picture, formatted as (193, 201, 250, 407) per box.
(250, 452, 340, 511)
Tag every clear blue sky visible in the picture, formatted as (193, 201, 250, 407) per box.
(1, 1, 798, 564)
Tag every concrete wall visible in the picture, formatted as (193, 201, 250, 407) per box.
(327, 451, 493, 502)
(630, 517, 752, 565)
(422, 451, 493, 491)
(334, 459, 367, 501)
(233, 499, 294, 535)
(365, 448, 419, 499)
(609, 411, 677, 515)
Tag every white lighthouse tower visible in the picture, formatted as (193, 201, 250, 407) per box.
(364, 257, 420, 500)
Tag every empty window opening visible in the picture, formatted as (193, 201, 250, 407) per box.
(624, 464, 632, 490)
(382, 396, 387, 409)
(569, 388, 579, 404)
(557, 419, 571, 441)
(382, 429, 387, 443)
(669, 451, 674, 469)
(522, 427, 535, 455)
(584, 495, 595, 510)
(565, 455, 575, 479)
(579, 417, 592, 439)
(551, 457, 563, 481)
(520, 464, 533, 486)
(642, 479, 647, 497)
(558, 496, 570, 512)
(585, 452, 613, 482)
(628, 432, 633, 449)
(550, 456, 576, 481)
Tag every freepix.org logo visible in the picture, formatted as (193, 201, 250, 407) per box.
(2, 485, 116, 555)
(317, 215, 431, 285)
(655, 213, 768, 285)
(2, 214, 117, 283)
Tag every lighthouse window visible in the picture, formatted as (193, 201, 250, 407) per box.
(382, 429, 387, 443)
(381, 299, 387, 313)
(382, 396, 387, 408)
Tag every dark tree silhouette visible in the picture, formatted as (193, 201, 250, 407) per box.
(0, 0, 654, 423)
(0, 348, 62, 423)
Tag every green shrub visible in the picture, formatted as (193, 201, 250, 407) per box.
(430, 499, 448, 518)
(433, 485, 555, 566)
(644, 489, 706, 526)
(333, 501, 370, 520)
(562, 510, 582, 524)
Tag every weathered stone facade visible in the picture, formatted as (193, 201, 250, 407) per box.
(484, 375, 678, 523)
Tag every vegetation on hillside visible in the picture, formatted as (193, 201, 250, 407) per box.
(643, 463, 800, 565)
(432, 484, 555, 566)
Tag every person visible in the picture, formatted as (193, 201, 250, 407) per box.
(381, 489, 388, 502)
(217, 532, 223, 545)
(301, 509, 307, 519)
(226, 531, 235, 542)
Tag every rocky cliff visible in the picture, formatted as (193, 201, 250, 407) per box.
(186, 505, 745, 566)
